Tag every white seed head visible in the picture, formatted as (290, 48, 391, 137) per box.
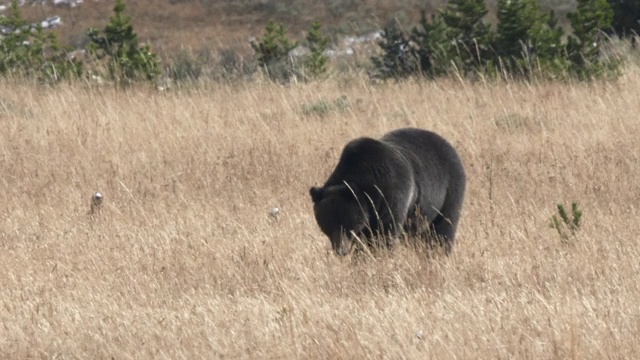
(90, 192, 104, 215)
(92, 192, 103, 204)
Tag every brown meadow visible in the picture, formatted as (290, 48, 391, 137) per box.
(1, 69, 640, 358)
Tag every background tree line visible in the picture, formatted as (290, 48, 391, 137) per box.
(0, 0, 637, 85)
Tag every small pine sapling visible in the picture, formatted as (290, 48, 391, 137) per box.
(250, 20, 299, 82)
(86, 0, 161, 84)
(305, 21, 330, 79)
(550, 202, 583, 243)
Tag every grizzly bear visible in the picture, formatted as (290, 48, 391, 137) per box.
(309, 128, 466, 256)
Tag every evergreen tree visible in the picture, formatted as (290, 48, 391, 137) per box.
(86, 0, 160, 83)
(566, 0, 616, 78)
(31, 26, 84, 81)
(494, 0, 567, 78)
(304, 21, 330, 78)
(529, 10, 567, 77)
(370, 21, 418, 80)
(495, 0, 538, 74)
(250, 20, 298, 82)
(608, 0, 640, 39)
(371, 11, 453, 80)
(0, 0, 31, 75)
(0, 0, 82, 82)
(439, 0, 494, 74)
(410, 11, 451, 77)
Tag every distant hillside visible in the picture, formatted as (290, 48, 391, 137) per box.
(12, 0, 577, 59)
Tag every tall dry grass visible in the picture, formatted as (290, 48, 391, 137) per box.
(1, 69, 640, 358)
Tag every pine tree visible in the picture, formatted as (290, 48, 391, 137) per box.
(251, 20, 298, 81)
(566, 0, 616, 78)
(529, 10, 567, 77)
(370, 21, 418, 80)
(494, 0, 567, 78)
(410, 11, 451, 77)
(0, 0, 30, 75)
(530, 10, 565, 59)
(0, 0, 82, 81)
(608, 0, 640, 39)
(32, 26, 84, 81)
(86, 0, 160, 83)
(440, 0, 494, 74)
(495, 0, 538, 74)
(304, 21, 330, 78)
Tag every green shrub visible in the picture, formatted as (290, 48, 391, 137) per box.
(302, 99, 332, 116)
(85, 0, 161, 84)
(301, 95, 351, 117)
(213, 48, 257, 83)
(168, 49, 204, 82)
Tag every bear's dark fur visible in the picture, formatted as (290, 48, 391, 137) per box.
(309, 128, 466, 256)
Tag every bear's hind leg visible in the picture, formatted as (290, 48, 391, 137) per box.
(430, 181, 464, 255)
(429, 215, 456, 255)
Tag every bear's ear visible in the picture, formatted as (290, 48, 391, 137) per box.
(309, 186, 324, 203)
(339, 182, 358, 199)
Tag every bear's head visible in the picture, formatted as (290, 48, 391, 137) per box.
(309, 183, 370, 256)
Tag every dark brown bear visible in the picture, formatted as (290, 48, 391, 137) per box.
(309, 128, 466, 256)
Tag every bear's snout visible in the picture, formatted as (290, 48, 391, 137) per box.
(331, 231, 354, 256)
(335, 244, 348, 256)
(334, 238, 353, 256)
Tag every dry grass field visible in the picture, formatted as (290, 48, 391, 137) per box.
(1, 68, 640, 358)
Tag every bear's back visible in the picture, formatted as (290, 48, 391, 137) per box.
(381, 128, 465, 179)
(323, 136, 409, 188)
